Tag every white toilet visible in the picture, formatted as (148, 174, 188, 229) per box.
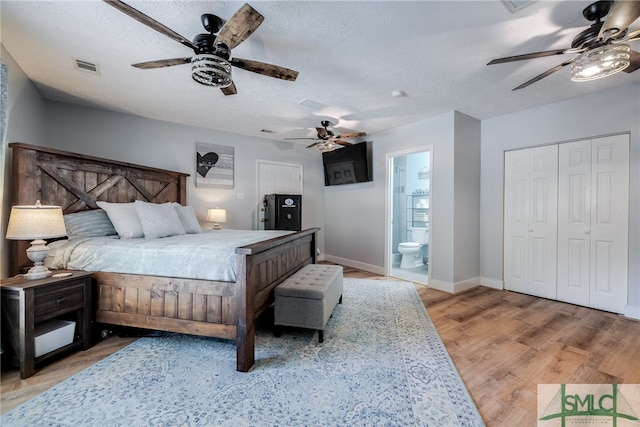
(398, 227, 429, 269)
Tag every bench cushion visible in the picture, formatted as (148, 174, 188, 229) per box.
(275, 264, 343, 300)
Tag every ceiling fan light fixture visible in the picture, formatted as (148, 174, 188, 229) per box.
(317, 141, 336, 152)
(191, 54, 232, 88)
(570, 43, 630, 82)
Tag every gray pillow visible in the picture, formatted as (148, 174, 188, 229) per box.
(63, 209, 117, 238)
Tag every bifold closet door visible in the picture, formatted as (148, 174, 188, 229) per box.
(504, 145, 558, 299)
(557, 139, 591, 307)
(557, 135, 629, 313)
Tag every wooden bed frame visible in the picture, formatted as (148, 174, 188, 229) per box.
(9, 143, 319, 372)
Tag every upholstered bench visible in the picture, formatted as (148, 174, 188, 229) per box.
(274, 264, 343, 343)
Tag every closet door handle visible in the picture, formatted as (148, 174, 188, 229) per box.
(528, 228, 533, 233)
(584, 230, 590, 234)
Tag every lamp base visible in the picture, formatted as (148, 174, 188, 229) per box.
(23, 264, 53, 280)
(24, 239, 52, 280)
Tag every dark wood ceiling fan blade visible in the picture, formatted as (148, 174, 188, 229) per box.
(132, 57, 192, 69)
(628, 29, 640, 42)
(306, 141, 320, 148)
(512, 59, 574, 90)
(623, 49, 640, 73)
(230, 58, 298, 81)
(103, 0, 197, 51)
(334, 140, 354, 147)
(487, 49, 568, 65)
(599, 0, 640, 40)
(215, 3, 264, 50)
(220, 81, 238, 96)
(335, 131, 366, 139)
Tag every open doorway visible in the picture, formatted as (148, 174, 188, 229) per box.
(387, 147, 431, 285)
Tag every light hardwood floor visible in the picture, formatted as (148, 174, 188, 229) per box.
(2, 265, 639, 426)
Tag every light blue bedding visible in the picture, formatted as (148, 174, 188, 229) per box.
(50, 229, 293, 282)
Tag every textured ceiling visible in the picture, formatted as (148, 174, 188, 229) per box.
(2, 1, 639, 144)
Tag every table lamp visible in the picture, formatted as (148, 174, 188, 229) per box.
(207, 208, 227, 230)
(5, 200, 67, 280)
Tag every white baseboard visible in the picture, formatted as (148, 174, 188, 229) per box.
(320, 256, 640, 320)
(429, 277, 481, 294)
(480, 277, 504, 290)
(624, 304, 640, 320)
(427, 280, 453, 293)
(322, 255, 385, 276)
(480, 278, 638, 320)
(453, 277, 481, 293)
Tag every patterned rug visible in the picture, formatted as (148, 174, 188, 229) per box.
(2, 279, 484, 426)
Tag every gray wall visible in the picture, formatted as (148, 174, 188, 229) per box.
(1, 47, 47, 278)
(43, 102, 326, 236)
(453, 112, 481, 284)
(324, 111, 453, 274)
(481, 83, 640, 317)
(324, 111, 482, 292)
(2, 48, 46, 146)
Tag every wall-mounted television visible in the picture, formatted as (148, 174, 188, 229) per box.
(322, 141, 373, 186)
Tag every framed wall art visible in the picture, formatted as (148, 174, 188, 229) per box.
(195, 142, 234, 188)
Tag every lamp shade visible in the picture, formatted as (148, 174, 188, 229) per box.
(207, 208, 227, 223)
(6, 201, 67, 240)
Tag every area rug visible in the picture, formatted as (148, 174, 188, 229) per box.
(2, 279, 484, 426)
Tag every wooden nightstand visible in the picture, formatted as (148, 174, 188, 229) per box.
(1, 270, 94, 378)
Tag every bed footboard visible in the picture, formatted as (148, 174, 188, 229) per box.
(93, 228, 319, 372)
(235, 227, 319, 371)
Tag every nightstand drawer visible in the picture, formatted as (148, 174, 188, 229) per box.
(34, 282, 85, 320)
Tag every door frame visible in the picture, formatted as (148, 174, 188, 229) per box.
(385, 145, 433, 282)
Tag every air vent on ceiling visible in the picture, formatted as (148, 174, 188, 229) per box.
(73, 59, 100, 75)
(298, 99, 328, 110)
(501, 0, 536, 14)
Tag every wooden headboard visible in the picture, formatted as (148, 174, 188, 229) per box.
(9, 142, 189, 274)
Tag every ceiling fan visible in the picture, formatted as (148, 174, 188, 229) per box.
(286, 121, 367, 151)
(103, 0, 299, 95)
(487, 0, 640, 90)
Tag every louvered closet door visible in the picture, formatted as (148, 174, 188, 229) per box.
(504, 145, 558, 299)
(557, 134, 628, 313)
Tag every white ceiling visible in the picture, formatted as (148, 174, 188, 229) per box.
(2, 1, 639, 144)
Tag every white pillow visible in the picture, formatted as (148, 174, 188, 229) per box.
(172, 203, 202, 234)
(96, 201, 144, 239)
(135, 201, 186, 239)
